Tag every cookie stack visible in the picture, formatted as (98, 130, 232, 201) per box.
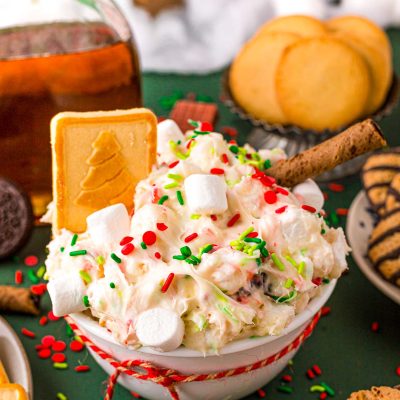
(362, 149, 400, 287)
(229, 15, 392, 131)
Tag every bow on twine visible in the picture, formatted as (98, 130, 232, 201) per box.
(65, 309, 322, 400)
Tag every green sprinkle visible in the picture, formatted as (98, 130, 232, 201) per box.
(200, 244, 213, 255)
(239, 227, 254, 240)
(310, 385, 326, 393)
(229, 145, 239, 154)
(164, 182, 179, 189)
(53, 362, 68, 370)
(284, 278, 294, 288)
(169, 140, 189, 160)
(158, 195, 169, 205)
(321, 228, 326, 234)
(96, 255, 105, 265)
(188, 255, 201, 264)
(256, 258, 262, 267)
(271, 254, 285, 271)
(188, 119, 199, 128)
(260, 247, 269, 258)
(110, 253, 121, 263)
(69, 250, 87, 256)
(191, 214, 200, 220)
(288, 360, 294, 366)
(56, 393, 68, 400)
(36, 265, 46, 279)
(300, 248, 308, 256)
(285, 255, 298, 268)
(167, 173, 183, 181)
(298, 261, 306, 276)
(79, 270, 92, 284)
(140, 242, 147, 249)
(180, 246, 192, 257)
(330, 211, 339, 226)
(256, 240, 267, 250)
(70, 233, 78, 246)
(176, 190, 184, 205)
(320, 382, 335, 396)
(60, 247, 65, 253)
(277, 385, 293, 394)
(271, 291, 297, 303)
(110, 282, 116, 289)
(323, 278, 330, 284)
(244, 237, 261, 243)
(173, 255, 186, 260)
(83, 295, 90, 307)
(66, 324, 74, 337)
(264, 159, 272, 169)
(28, 269, 39, 284)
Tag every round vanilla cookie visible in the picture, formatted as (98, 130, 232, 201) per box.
(348, 386, 400, 400)
(275, 37, 371, 131)
(230, 31, 300, 124)
(255, 15, 327, 38)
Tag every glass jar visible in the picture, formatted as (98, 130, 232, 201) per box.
(0, 0, 142, 216)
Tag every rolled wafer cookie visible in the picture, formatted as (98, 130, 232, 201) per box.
(0, 286, 41, 315)
(267, 119, 386, 187)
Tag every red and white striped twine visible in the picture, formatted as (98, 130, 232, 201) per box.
(65, 309, 322, 400)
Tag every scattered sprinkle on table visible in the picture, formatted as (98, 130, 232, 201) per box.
(15, 270, 23, 284)
(39, 316, 48, 326)
(48, 311, 60, 321)
(27, 269, 39, 284)
(313, 364, 322, 376)
(371, 321, 379, 332)
(307, 368, 316, 379)
(21, 328, 35, 338)
(336, 208, 349, 216)
(38, 348, 51, 359)
(53, 362, 68, 370)
(277, 385, 293, 394)
(75, 365, 90, 373)
(321, 306, 331, 317)
(42, 335, 55, 347)
(24, 255, 38, 267)
(282, 374, 292, 383)
(52, 353, 66, 363)
(56, 393, 68, 400)
(70, 340, 84, 352)
(257, 388, 266, 398)
(320, 382, 335, 396)
(52, 340, 67, 352)
(328, 183, 345, 192)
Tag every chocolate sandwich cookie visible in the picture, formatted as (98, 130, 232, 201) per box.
(0, 178, 33, 260)
(368, 209, 400, 287)
(348, 386, 400, 400)
(362, 149, 400, 216)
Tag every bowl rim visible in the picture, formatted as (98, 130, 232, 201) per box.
(71, 279, 336, 358)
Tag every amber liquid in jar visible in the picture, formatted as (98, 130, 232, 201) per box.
(0, 22, 142, 215)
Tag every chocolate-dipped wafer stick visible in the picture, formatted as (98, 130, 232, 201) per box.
(0, 286, 41, 315)
(268, 119, 387, 187)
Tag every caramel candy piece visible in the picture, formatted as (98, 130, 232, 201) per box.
(0, 384, 28, 400)
(51, 109, 157, 233)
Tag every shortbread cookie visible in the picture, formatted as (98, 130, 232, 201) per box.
(51, 108, 157, 233)
(362, 150, 400, 216)
(230, 31, 299, 124)
(385, 173, 400, 214)
(276, 37, 370, 131)
(368, 210, 400, 287)
(348, 386, 400, 400)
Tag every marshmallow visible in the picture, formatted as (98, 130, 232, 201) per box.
(157, 119, 185, 163)
(292, 179, 324, 213)
(86, 203, 130, 246)
(135, 308, 184, 352)
(184, 174, 228, 215)
(47, 274, 88, 317)
(272, 0, 327, 18)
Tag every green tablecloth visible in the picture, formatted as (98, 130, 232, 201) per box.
(1, 29, 400, 400)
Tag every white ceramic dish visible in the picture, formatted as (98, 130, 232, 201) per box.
(347, 190, 400, 305)
(0, 316, 33, 399)
(72, 280, 336, 400)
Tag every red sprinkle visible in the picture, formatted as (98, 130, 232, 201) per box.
(168, 160, 180, 169)
(156, 223, 168, 231)
(38, 348, 52, 359)
(35, 344, 46, 351)
(275, 206, 287, 214)
(320, 393, 328, 400)
(121, 243, 135, 256)
(131, 392, 141, 399)
(75, 365, 90, 373)
(119, 236, 133, 246)
(396, 366, 400, 376)
(247, 232, 258, 238)
(328, 183, 345, 192)
(21, 328, 35, 338)
(184, 233, 198, 243)
(161, 273, 175, 293)
(264, 191, 277, 204)
(302, 204, 316, 213)
(31, 283, 47, 296)
(257, 388, 266, 398)
(154, 252, 161, 259)
(336, 208, 349, 216)
(24, 255, 38, 267)
(313, 364, 322, 376)
(151, 186, 160, 204)
(142, 231, 157, 246)
(227, 213, 241, 227)
(281, 375, 292, 383)
(52, 353, 66, 363)
(371, 321, 379, 332)
(306, 369, 316, 379)
(200, 121, 213, 132)
(221, 126, 238, 137)
(52, 340, 67, 352)
(210, 215, 217, 221)
(15, 270, 23, 285)
(321, 306, 331, 317)
(312, 277, 322, 286)
(210, 168, 225, 175)
(275, 187, 289, 196)
(221, 154, 229, 164)
(70, 340, 84, 352)
(39, 316, 48, 326)
(41, 335, 55, 347)
(48, 311, 60, 321)
(186, 139, 194, 149)
(323, 192, 329, 201)
(228, 139, 237, 145)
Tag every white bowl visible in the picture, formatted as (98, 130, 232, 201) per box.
(72, 280, 336, 400)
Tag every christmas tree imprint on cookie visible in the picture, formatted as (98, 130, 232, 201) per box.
(75, 131, 134, 210)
